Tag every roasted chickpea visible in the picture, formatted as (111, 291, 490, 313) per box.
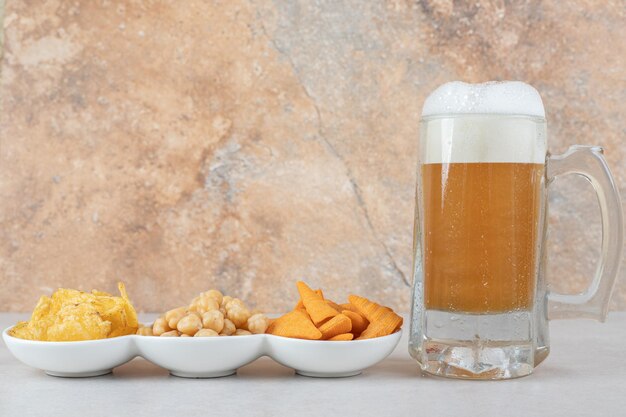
(220, 318, 236, 336)
(221, 296, 233, 308)
(177, 313, 203, 336)
(226, 306, 250, 329)
(165, 306, 187, 329)
(202, 310, 225, 333)
(247, 313, 269, 334)
(136, 326, 153, 336)
(189, 295, 219, 315)
(153, 290, 264, 338)
(195, 329, 219, 337)
(188, 310, 202, 319)
(204, 289, 223, 305)
(152, 317, 171, 336)
(224, 298, 244, 312)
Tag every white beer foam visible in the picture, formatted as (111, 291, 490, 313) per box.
(421, 82, 546, 164)
(422, 81, 545, 118)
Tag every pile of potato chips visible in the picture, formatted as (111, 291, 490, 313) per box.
(9, 283, 138, 341)
(267, 281, 403, 340)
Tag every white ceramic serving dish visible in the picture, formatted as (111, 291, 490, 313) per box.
(266, 332, 402, 377)
(2, 327, 401, 378)
(136, 333, 265, 378)
(1, 331, 136, 377)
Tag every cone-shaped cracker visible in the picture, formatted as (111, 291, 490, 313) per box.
(340, 302, 360, 314)
(356, 313, 402, 339)
(325, 300, 343, 312)
(295, 289, 324, 310)
(342, 310, 369, 336)
(297, 281, 338, 325)
(267, 310, 322, 340)
(348, 295, 393, 322)
(329, 333, 354, 341)
(318, 313, 352, 340)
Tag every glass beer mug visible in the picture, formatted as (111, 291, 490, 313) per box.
(409, 81, 623, 379)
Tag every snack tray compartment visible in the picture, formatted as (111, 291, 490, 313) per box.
(2, 328, 401, 378)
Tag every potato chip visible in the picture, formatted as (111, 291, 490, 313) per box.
(8, 321, 34, 340)
(8, 282, 138, 341)
(46, 303, 112, 341)
(97, 282, 138, 337)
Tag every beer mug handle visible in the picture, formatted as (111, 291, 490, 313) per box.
(546, 145, 624, 321)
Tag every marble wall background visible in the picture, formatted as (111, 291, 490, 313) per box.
(0, 0, 624, 312)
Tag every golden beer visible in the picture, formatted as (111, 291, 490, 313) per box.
(422, 162, 543, 313)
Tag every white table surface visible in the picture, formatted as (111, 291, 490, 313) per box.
(1, 312, 625, 417)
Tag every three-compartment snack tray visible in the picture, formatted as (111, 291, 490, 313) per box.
(2, 327, 401, 378)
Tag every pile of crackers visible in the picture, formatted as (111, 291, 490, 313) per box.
(267, 281, 403, 340)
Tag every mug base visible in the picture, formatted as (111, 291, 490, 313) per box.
(418, 310, 535, 380)
(420, 339, 534, 380)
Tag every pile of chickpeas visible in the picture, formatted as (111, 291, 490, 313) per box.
(136, 289, 270, 337)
